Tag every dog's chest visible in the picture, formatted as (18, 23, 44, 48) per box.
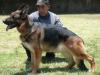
(20, 34, 34, 52)
(22, 41, 33, 52)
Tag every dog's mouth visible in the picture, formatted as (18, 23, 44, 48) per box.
(6, 25, 15, 31)
(3, 20, 17, 31)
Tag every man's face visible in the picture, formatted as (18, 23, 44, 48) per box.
(37, 4, 49, 16)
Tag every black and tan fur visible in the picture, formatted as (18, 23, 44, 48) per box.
(3, 5, 96, 74)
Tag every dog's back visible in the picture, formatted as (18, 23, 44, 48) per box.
(43, 26, 77, 45)
(39, 26, 77, 52)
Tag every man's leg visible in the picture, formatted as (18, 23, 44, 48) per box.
(45, 52, 55, 60)
(22, 44, 31, 63)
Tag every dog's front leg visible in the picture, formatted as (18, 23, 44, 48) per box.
(31, 47, 42, 74)
(31, 51, 36, 74)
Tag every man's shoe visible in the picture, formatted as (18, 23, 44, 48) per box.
(45, 52, 55, 61)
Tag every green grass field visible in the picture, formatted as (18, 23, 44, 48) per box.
(0, 14, 100, 75)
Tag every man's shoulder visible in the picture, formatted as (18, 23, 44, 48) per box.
(49, 11, 59, 20)
(29, 11, 39, 18)
(49, 11, 57, 17)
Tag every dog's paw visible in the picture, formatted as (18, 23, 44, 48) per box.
(27, 72, 36, 75)
(88, 69, 95, 72)
(64, 65, 73, 70)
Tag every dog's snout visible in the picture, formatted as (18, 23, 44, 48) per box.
(3, 20, 5, 23)
(3, 17, 13, 25)
(3, 20, 8, 25)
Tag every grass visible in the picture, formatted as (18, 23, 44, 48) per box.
(0, 14, 100, 75)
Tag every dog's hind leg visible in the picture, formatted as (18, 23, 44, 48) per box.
(65, 36, 96, 72)
(78, 59, 88, 71)
(66, 58, 75, 70)
(76, 41, 95, 72)
(73, 57, 88, 71)
(61, 51, 75, 70)
(74, 53, 95, 72)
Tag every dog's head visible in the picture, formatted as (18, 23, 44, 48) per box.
(3, 4, 29, 31)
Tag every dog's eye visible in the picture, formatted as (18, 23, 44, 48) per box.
(12, 16, 20, 20)
(15, 14, 20, 18)
(12, 15, 20, 19)
(12, 16, 15, 19)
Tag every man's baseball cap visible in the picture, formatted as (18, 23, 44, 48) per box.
(36, 0, 50, 5)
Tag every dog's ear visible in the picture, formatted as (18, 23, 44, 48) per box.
(18, 4, 29, 14)
(22, 5, 29, 14)
(18, 4, 29, 19)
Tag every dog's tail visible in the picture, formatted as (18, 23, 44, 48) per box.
(78, 60, 88, 71)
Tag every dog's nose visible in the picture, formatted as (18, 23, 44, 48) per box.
(3, 20, 7, 24)
(3, 20, 9, 25)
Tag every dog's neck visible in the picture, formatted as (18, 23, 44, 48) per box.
(17, 17, 32, 36)
(16, 17, 44, 42)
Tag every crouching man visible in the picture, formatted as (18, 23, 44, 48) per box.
(23, 0, 63, 63)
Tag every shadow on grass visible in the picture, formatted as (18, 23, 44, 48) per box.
(14, 67, 78, 75)
(14, 71, 28, 75)
(14, 57, 78, 75)
(42, 56, 66, 63)
(39, 67, 78, 73)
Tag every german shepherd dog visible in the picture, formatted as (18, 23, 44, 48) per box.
(3, 5, 96, 74)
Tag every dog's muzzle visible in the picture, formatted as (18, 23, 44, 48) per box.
(3, 20, 17, 31)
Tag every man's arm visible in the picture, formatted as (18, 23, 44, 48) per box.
(54, 15, 63, 27)
(28, 11, 39, 25)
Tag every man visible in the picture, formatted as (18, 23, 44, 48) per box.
(23, 0, 63, 63)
